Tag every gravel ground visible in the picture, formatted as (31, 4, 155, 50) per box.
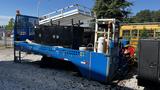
(0, 48, 144, 90)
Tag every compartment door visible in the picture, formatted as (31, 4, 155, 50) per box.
(139, 40, 159, 82)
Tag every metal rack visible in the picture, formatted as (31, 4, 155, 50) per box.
(39, 4, 93, 26)
(94, 19, 116, 54)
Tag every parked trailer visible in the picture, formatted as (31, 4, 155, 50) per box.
(14, 13, 129, 82)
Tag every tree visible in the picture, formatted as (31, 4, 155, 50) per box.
(152, 10, 160, 22)
(139, 28, 149, 39)
(93, 0, 132, 21)
(130, 10, 160, 23)
(5, 18, 14, 31)
(132, 10, 152, 23)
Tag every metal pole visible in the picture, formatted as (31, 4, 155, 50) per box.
(19, 48, 21, 62)
(94, 19, 98, 52)
(37, 0, 41, 17)
(3, 30, 7, 47)
(14, 45, 16, 62)
(78, 20, 80, 27)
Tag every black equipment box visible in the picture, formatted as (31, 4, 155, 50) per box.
(138, 39, 160, 87)
(34, 25, 84, 49)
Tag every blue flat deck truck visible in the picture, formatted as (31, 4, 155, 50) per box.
(14, 14, 128, 82)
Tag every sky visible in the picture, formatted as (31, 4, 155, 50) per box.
(0, 0, 160, 25)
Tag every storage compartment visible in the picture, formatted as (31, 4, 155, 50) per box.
(34, 25, 85, 49)
(138, 39, 160, 86)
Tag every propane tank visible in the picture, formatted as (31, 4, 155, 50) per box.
(97, 37, 105, 53)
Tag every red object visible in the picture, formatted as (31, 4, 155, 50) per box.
(122, 45, 135, 57)
(126, 46, 135, 57)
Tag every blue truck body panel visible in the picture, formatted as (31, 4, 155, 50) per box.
(14, 15, 38, 41)
(15, 42, 111, 82)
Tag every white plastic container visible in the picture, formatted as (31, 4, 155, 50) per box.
(79, 47, 87, 51)
(97, 37, 105, 53)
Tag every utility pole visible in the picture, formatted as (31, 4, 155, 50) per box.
(37, 0, 41, 17)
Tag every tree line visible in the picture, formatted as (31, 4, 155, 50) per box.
(93, 0, 132, 21)
(0, 18, 14, 31)
(127, 10, 160, 23)
(93, 0, 160, 23)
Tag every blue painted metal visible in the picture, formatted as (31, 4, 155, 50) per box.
(121, 39, 129, 47)
(15, 42, 118, 82)
(90, 53, 109, 81)
(109, 40, 114, 48)
(14, 15, 38, 41)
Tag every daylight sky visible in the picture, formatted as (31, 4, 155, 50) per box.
(0, 0, 159, 25)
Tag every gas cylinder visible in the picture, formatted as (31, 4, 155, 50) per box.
(97, 37, 105, 53)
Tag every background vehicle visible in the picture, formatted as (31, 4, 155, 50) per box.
(120, 23, 160, 48)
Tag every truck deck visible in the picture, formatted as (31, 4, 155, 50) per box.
(14, 41, 111, 82)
